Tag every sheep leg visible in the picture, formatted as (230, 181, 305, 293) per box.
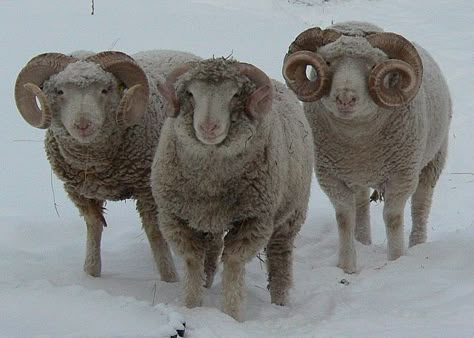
(203, 231, 224, 289)
(383, 174, 418, 260)
(159, 213, 206, 308)
(220, 257, 245, 321)
(136, 196, 178, 282)
(182, 250, 205, 308)
(319, 176, 357, 273)
(221, 219, 273, 321)
(335, 203, 357, 273)
(354, 186, 372, 245)
(68, 192, 105, 277)
(410, 140, 447, 247)
(266, 213, 302, 306)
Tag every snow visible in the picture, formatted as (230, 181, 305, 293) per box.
(1, 0, 473, 337)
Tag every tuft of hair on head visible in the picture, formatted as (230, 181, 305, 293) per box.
(69, 50, 96, 60)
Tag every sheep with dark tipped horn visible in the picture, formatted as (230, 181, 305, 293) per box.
(282, 21, 452, 273)
(15, 49, 202, 280)
(151, 57, 313, 321)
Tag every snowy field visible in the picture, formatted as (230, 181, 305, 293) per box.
(1, 0, 473, 337)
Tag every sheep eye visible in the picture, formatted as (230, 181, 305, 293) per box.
(326, 61, 331, 67)
(185, 90, 193, 98)
(101, 89, 108, 95)
(56, 89, 64, 95)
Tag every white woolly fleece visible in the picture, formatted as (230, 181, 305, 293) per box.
(329, 21, 384, 36)
(69, 50, 95, 60)
(318, 35, 388, 62)
(48, 61, 116, 88)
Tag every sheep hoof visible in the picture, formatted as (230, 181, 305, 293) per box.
(355, 234, 372, 246)
(184, 297, 202, 309)
(337, 262, 356, 274)
(408, 234, 426, 248)
(387, 251, 404, 261)
(84, 264, 101, 277)
(270, 290, 288, 306)
(162, 275, 179, 283)
(356, 239, 372, 246)
(223, 306, 242, 322)
(160, 270, 179, 283)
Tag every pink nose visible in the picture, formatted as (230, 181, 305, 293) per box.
(74, 118, 92, 131)
(336, 91, 358, 109)
(199, 120, 218, 135)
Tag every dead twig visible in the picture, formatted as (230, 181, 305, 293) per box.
(152, 280, 157, 306)
(50, 170, 60, 218)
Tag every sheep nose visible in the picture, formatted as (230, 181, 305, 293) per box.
(73, 118, 92, 130)
(199, 120, 219, 134)
(336, 91, 358, 109)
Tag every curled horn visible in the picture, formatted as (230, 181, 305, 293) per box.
(157, 63, 193, 117)
(287, 27, 342, 54)
(366, 32, 423, 108)
(86, 51, 150, 125)
(283, 28, 341, 102)
(14, 53, 77, 128)
(237, 63, 273, 119)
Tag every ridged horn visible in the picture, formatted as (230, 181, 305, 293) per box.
(86, 51, 150, 125)
(283, 51, 331, 102)
(287, 27, 342, 54)
(366, 32, 423, 108)
(157, 63, 193, 117)
(237, 62, 273, 119)
(14, 53, 76, 128)
(283, 28, 341, 102)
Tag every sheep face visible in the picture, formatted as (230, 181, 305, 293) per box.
(44, 62, 121, 143)
(175, 77, 256, 152)
(319, 56, 380, 120)
(186, 79, 239, 145)
(15, 51, 150, 132)
(159, 59, 273, 155)
(283, 29, 423, 110)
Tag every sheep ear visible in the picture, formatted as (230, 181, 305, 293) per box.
(158, 82, 180, 117)
(247, 85, 273, 120)
(117, 84, 148, 126)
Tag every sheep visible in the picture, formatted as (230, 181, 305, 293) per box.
(151, 57, 314, 321)
(282, 21, 452, 273)
(14, 49, 202, 280)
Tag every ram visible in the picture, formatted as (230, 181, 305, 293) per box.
(152, 58, 313, 321)
(283, 21, 452, 273)
(15, 50, 201, 280)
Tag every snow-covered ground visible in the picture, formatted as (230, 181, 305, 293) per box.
(1, 0, 473, 336)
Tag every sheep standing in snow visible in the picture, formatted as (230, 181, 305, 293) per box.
(283, 21, 452, 273)
(15, 50, 201, 279)
(151, 58, 313, 321)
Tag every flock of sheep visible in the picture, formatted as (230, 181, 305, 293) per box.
(14, 21, 452, 323)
